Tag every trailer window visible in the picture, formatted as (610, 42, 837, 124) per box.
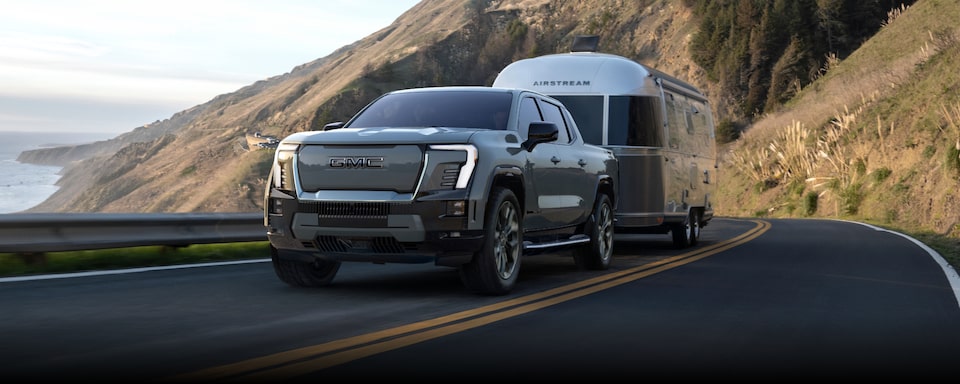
(665, 96, 686, 149)
(609, 96, 663, 147)
(552, 96, 603, 145)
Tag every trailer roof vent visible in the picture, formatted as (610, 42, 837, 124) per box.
(571, 35, 600, 52)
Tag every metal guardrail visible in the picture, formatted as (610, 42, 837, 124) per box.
(0, 212, 266, 254)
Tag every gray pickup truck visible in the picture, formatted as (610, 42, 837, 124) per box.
(264, 86, 618, 295)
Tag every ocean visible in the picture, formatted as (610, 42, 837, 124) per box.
(0, 131, 118, 214)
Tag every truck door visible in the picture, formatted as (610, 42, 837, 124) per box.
(536, 97, 591, 225)
(517, 96, 563, 230)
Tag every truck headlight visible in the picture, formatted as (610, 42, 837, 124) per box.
(429, 144, 477, 189)
(273, 143, 299, 190)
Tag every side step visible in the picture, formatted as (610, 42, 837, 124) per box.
(522, 234, 590, 251)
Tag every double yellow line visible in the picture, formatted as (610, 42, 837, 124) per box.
(166, 219, 770, 382)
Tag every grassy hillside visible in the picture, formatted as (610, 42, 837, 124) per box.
(716, 0, 960, 262)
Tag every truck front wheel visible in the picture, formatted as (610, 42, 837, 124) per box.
(459, 187, 522, 295)
(271, 246, 341, 287)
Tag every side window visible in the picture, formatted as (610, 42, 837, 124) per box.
(609, 95, 663, 147)
(665, 95, 684, 149)
(518, 97, 542, 139)
(554, 95, 602, 145)
(684, 101, 695, 135)
(689, 100, 715, 156)
(537, 99, 571, 144)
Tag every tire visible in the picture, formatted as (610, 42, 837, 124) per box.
(271, 246, 340, 287)
(688, 209, 701, 247)
(671, 209, 700, 249)
(459, 187, 522, 295)
(573, 193, 614, 270)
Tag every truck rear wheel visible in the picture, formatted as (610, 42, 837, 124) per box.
(271, 247, 340, 287)
(459, 187, 522, 295)
(574, 193, 614, 270)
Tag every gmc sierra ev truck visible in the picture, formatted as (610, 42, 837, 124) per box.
(264, 86, 618, 295)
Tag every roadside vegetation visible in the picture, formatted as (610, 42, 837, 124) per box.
(716, 0, 960, 272)
(0, 233, 954, 279)
(0, 242, 270, 278)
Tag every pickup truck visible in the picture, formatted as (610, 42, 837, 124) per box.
(264, 86, 618, 295)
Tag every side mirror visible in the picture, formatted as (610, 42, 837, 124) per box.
(522, 122, 559, 151)
(322, 122, 345, 131)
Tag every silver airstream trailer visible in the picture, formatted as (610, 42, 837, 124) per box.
(492, 36, 717, 248)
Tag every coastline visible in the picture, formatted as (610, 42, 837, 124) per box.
(0, 131, 118, 213)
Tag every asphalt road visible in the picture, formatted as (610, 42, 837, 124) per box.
(2, 218, 958, 381)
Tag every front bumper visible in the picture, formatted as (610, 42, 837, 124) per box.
(266, 196, 483, 267)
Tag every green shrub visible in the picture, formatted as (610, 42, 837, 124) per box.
(716, 119, 740, 144)
(785, 203, 796, 214)
(871, 167, 892, 183)
(946, 146, 960, 174)
(803, 191, 818, 216)
(181, 165, 197, 176)
(839, 183, 863, 215)
(853, 158, 867, 177)
(787, 180, 806, 196)
(884, 209, 898, 223)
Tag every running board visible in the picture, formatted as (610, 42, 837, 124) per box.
(523, 234, 590, 250)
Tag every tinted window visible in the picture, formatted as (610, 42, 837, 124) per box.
(609, 96, 663, 147)
(348, 91, 513, 130)
(537, 99, 571, 144)
(517, 97, 542, 138)
(554, 96, 603, 145)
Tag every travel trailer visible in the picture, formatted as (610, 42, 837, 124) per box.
(492, 35, 717, 248)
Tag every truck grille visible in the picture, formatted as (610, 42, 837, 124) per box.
(299, 202, 401, 228)
(299, 202, 418, 216)
(296, 144, 423, 193)
(316, 202, 391, 216)
(315, 236, 406, 254)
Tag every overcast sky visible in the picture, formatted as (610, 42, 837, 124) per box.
(0, 0, 421, 135)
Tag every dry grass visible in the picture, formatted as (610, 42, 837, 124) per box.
(743, 2, 952, 146)
(942, 102, 960, 152)
(718, 1, 960, 244)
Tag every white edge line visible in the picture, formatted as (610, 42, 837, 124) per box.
(0, 258, 270, 283)
(838, 219, 960, 309)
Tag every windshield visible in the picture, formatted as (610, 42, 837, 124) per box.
(347, 91, 513, 130)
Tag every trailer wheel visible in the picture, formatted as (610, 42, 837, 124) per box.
(574, 193, 614, 270)
(671, 209, 700, 248)
(688, 209, 701, 246)
(459, 187, 522, 295)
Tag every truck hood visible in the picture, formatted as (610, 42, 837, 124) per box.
(282, 127, 481, 145)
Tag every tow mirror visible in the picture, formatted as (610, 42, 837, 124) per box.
(522, 122, 558, 151)
(322, 122, 344, 131)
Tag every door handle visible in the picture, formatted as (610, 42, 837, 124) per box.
(578, 159, 587, 166)
(551, 156, 560, 164)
